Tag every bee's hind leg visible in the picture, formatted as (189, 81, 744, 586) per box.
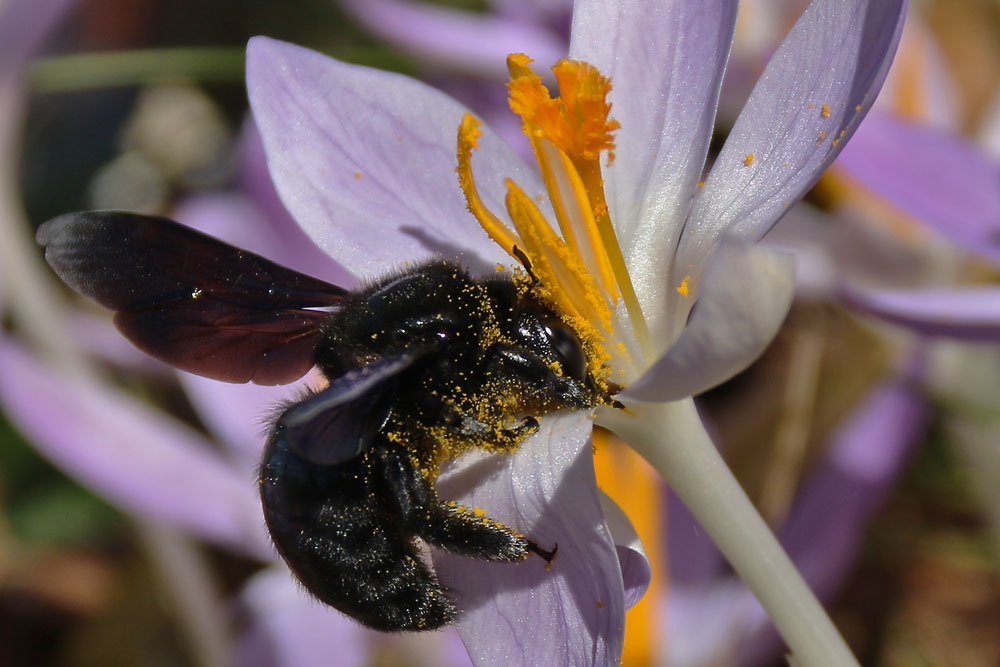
(379, 445, 548, 562)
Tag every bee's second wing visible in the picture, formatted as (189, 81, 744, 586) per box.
(275, 350, 429, 465)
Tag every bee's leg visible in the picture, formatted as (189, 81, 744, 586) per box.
(380, 445, 553, 562)
(453, 413, 539, 452)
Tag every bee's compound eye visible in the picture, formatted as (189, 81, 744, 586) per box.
(542, 319, 587, 381)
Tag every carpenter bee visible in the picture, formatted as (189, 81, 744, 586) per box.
(37, 211, 612, 631)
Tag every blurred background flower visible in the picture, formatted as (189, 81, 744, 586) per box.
(1, 0, 999, 666)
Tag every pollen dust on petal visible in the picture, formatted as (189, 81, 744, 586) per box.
(676, 275, 691, 296)
(743, 153, 754, 167)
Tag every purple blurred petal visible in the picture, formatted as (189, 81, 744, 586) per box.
(433, 413, 624, 666)
(69, 309, 170, 373)
(234, 568, 370, 667)
(0, 340, 271, 558)
(875, 18, 958, 129)
(598, 492, 649, 609)
(0, 0, 76, 72)
(622, 239, 794, 401)
(247, 38, 540, 278)
(569, 0, 737, 332)
(842, 284, 1000, 340)
(682, 0, 906, 282)
(835, 111, 1000, 266)
(177, 370, 313, 469)
(739, 375, 928, 665)
(339, 0, 565, 79)
(667, 376, 927, 666)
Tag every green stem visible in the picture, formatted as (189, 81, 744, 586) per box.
(28, 47, 246, 92)
(596, 398, 859, 666)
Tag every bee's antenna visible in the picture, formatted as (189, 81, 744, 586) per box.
(512, 245, 539, 287)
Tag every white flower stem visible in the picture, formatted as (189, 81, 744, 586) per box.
(597, 398, 858, 667)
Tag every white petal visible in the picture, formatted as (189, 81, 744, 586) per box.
(569, 0, 738, 334)
(680, 0, 906, 283)
(622, 239, 794, 402)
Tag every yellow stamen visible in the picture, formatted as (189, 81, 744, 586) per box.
(533, 136, 618, 299)
(456, 115, 521, 256)
(507, 54, 653, 358)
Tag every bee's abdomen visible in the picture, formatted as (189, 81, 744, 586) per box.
(259, 437, 457, 631)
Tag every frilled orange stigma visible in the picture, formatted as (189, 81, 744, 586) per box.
(507, 53, 620, 164)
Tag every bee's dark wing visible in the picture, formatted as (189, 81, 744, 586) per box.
(277, 350, 429, 465)
(37, 211, 349, 385)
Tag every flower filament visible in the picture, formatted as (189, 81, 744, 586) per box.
(456, 54, 653, 381)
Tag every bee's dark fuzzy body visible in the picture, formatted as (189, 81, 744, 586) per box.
(260, 263, 600, 631)
(37, 212, 609, 633)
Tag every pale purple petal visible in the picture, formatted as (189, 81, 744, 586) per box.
(234, 568, 371, 667)
(842, 285, 1000, 340)
(0, 340, 270, 558)
(682, 0, 906, 282)
(598, 492, 649, 610)
(569, 0, 737, 332)
(835, 111, 1000, 266)
(178, 370, 314, 470)
(247, 38, 542, 278)
(622, 239, 794, 402)
(0, 0, 76, 72)
(433, 413, 624, 666)
(233, 118, 358, 287)
(338, 0, 565, 79)
(69, 309, 169, 373)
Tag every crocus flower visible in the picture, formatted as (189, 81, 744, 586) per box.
(248, 0, 905, 663)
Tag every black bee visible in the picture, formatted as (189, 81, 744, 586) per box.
(37, 211, 611, 631)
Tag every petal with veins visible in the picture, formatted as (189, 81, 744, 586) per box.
(598, 491, 650, 610)
(247, 37, 542, 278)
(570, 0, 738, 335)
(682, 0, 906, 286)
(433, 413, 624, 666)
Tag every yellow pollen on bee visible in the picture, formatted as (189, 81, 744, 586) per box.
(676, 275, 691, 297)
(820, 103, 830, 118)
(743, 153, 754, 166)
